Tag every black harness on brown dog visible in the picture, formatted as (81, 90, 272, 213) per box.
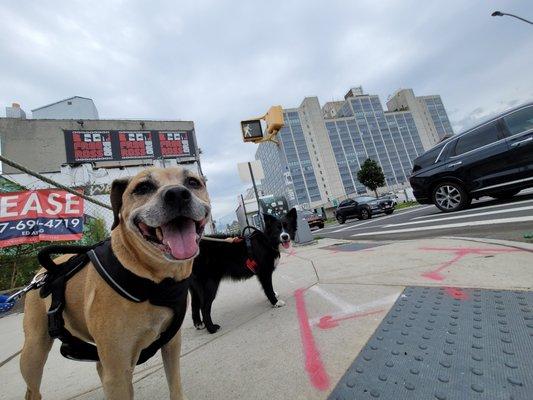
(37, 239, 189, 365)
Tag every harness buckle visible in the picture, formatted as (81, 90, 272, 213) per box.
(47, 304, 64, 338)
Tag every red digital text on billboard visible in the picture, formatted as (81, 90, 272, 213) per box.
(71, 131, 113, 161)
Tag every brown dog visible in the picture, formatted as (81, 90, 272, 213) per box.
(20, 167, 210, 400)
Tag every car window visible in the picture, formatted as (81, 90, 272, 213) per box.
(452, 121, 501, 156)
(503, 106, 533, 136)
(412, 145, 444, 172)
(355, 196, 375, 202)
(338, 200, 350, 207)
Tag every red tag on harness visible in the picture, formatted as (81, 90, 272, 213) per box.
(246, 258, 257, 273)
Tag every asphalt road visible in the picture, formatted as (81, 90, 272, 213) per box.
(313, 188, 533, 243)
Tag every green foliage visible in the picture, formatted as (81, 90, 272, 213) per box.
(395, 200, 419, 210)
(357, 158, 386, 197)
(0, 217, 109, 291)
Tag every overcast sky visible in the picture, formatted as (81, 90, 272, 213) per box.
(1, 0, 532, 224)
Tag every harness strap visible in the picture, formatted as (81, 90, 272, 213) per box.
(37, 239, 189, 365)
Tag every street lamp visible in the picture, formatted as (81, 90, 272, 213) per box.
(491, 11, 533, 25)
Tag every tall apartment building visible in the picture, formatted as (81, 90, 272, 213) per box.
(387, 89, 454, 148)
(256, 86, 454, 210)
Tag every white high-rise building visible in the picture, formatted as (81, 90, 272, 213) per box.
(256, 87, 454, 210)
(387, 89, 454, 149)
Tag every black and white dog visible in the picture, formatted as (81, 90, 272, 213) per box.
(190, 208, 298, 333)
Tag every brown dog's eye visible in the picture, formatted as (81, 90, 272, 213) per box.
(186, 177, 202, 189)
(133, 180, 157, 195)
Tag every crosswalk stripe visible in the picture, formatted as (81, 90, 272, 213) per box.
(330, 205, 431, 233)
(330, 218, 380, 233)
(350, 216, 533, 237)
(383, 205, 533, 228)
(412, 198, 533, 220)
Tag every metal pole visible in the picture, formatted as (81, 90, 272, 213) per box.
(241, 194, 250, 226)
(492, 11, 533, 25)
(248, 162, 264, 230)
(0, 154, 112, 210)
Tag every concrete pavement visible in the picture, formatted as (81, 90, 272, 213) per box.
(1, 236, 533, 399)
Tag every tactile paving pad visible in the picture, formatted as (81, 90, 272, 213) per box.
(328, 286, 533, 400)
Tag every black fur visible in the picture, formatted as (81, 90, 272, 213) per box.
(190, 208, 298, 333)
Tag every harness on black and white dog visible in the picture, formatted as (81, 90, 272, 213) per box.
(239, 226, 281, 274)
(36, 239, 189, 365)
(241, 226, 261, 273)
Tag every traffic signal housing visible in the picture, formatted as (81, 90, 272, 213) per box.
(241, 105, 284, 144)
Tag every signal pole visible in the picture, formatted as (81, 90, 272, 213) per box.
(248, 161, 264, 229)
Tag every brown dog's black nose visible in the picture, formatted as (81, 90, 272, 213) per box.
(164, 186, 191, 207)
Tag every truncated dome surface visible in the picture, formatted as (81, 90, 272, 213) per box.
(328, 286, 533, 400)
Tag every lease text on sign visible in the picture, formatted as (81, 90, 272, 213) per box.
(0, 189, 84, 248)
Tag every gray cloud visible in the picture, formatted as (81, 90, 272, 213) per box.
(1, 0, 532, 221)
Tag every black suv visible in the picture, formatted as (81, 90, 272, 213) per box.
(335, 196, 394, 224)
(410, 103, 533, 212)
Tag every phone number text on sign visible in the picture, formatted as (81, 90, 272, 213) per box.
(0, 189, 84, 248)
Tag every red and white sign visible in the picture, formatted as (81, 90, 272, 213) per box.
(0, 189, 84, 248)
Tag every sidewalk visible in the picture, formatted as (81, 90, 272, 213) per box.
(1, 236, 532, 399)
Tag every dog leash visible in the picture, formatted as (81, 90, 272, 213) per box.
(0, 272, 48, 313)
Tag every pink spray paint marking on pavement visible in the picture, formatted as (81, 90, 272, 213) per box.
(420, 247, 523, 281)
(443, 287, 469, 300)
(294, 288, 330, 391)
(286, 248, 297, 257)
(316, 309, 385, 330)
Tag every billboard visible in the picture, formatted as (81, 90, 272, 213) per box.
(64, 130, 196, 164)
(0, 189, 84, 248)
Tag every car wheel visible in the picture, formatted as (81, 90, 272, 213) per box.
(384, 210, 394, 215)
(358, 208, 371, 220)
(318, 223, 324, 229)
(336, 216, 345, 224)
(490, 189, 521, 200)
(432, 182, 471, 212)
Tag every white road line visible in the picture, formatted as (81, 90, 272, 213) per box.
(351, 215, 533, 237)
(310, 285, 354, 313)
(330, 218, 381, 233)
(330, 205, 432, 233)
(383, 205, 533, 228)
(309, 293, 399, 325)
(412, 197, 533, 220)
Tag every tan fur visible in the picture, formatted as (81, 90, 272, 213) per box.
(20, 167, 210, 400)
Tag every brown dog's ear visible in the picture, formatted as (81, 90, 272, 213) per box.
(110, 178, 130, 230)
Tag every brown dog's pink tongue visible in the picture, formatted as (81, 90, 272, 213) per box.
(161, 219, 198, 260)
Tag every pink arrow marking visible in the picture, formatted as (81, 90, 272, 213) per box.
(420, 247, 523, 281)
(316, 309, 386, 330)
(294, 288, 330, 391)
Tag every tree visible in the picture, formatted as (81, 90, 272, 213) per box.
(357, 158, 385, 198)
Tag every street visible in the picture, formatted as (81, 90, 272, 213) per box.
(313, 189, 533, 243)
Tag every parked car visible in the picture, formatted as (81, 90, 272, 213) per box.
(335, 196, 395, 224)
(379, 193, 398, 207)
(410, 102, 533, 212)
(301, 210, 325, 229)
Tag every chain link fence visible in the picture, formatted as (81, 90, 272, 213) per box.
(0, 156, 124, 291)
